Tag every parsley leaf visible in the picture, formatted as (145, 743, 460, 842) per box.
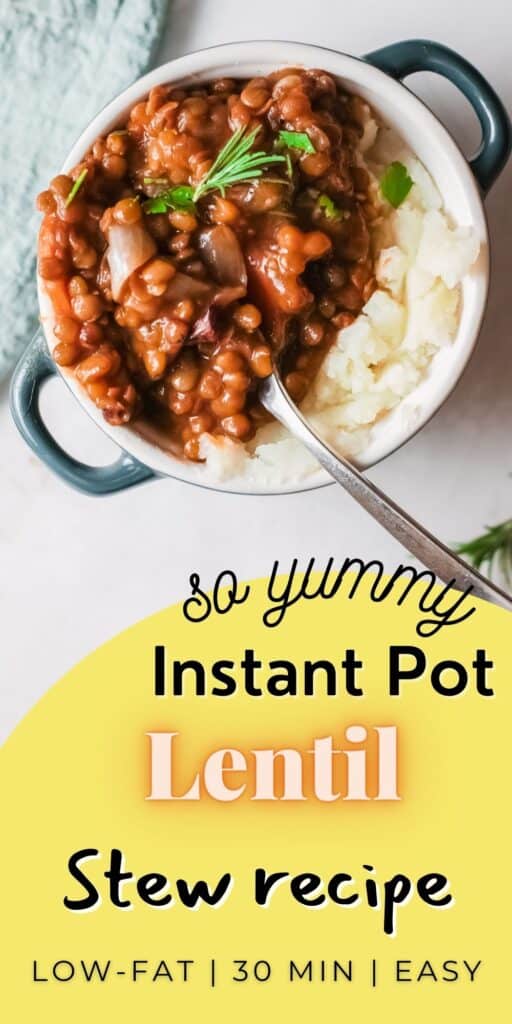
(143, 196, 169, 214)
(318, 193, 342, 220)
(65, 168, 88, 207)
(143, 184, 195, 214)
(380, 161, 414, 208)
(278, 130, 316, 155)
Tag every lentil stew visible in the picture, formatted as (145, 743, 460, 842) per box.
(37, 68, 378, 461)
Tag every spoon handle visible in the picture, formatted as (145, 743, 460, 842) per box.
(261, 373, 512, 611)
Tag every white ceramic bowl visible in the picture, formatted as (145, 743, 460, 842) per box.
(31, 40, 501, 495)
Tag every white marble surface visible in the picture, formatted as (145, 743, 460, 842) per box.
(1, 0, 511, 741)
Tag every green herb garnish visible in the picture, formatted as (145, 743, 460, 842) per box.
(193, 125, 286, 200)
(143, 184, 195, 214)
(380, 161, 413, 208)
(278, 130, 313, 153)
(318, 193, 342, 220)
(456, 519, 512, 583)
(143, 126, 287, 214)
(65, 168, 88, 207)
(278, 130, 316, 155)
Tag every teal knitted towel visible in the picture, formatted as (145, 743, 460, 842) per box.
(1, 0, 169, 380)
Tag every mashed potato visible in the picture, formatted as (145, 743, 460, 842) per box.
(199, 117, 480, 485)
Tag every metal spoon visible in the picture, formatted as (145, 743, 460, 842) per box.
(259, 366, 512, 611)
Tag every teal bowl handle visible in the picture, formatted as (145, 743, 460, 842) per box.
(365, 39, 512, 193)
(10, 331, 155, 496)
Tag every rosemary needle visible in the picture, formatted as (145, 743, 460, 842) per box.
(455, 519, 512, 583)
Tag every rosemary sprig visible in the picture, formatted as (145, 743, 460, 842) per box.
(455, 519, 512, 583)
(143, 126, 287, 214)
(193, 125, 286, 200)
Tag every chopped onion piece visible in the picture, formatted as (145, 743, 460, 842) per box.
(189, 305, 222, 343)
(107, 222, 157, 301)
(165, 272, 212, 302)
(198, 225, 248, 289)
(213, 284, 247, 307)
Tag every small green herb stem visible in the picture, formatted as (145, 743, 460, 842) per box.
(65, 168, 88, 207)
(456, 518, 512, 582)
